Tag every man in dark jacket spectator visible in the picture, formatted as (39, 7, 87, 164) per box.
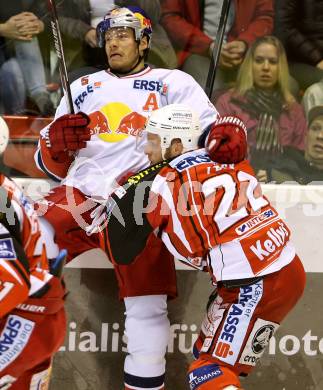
(160, 0, 274, 90)
(275, 0, 323, 92)
(268, 105, 323, 184)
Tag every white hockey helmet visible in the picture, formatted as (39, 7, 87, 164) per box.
(0, 116, 9, 154)
(145, 104, 201, 157)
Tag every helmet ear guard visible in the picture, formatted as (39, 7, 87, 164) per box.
(96, 6, 153, 48)
(145, 104, 201, 158)
(205, 116, 248, 164)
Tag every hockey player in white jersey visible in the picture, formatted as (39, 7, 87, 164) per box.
(34, 6, 218, 390)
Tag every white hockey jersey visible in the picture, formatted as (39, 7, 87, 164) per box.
(35, 66, 218, 198)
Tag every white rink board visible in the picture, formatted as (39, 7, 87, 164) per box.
(15, 178, 323, 273)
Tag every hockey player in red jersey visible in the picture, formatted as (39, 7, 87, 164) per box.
(0, 117, 66, 389)
(101, 106, 306, 390)
(34, 6, 218, 390)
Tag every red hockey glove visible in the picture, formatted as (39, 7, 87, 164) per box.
(205, 116, 248, 164)
(45, 112, 91, 161)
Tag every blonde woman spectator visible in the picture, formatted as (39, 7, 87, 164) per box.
(215, 35, 307, 180)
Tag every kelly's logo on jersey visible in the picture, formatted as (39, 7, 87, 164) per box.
(249, 221, 290, 261)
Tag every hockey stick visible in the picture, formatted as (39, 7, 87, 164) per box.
(204, 0, 232, 99)
(47, 0, 74, 114)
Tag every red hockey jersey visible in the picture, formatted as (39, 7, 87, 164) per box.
(145, 150, 295, 280)
(0, 174, 52, 317)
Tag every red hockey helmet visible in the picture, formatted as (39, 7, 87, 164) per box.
(205, 116, 248, 164)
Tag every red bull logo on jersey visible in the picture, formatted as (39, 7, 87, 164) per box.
(88, 102, 147, 143)
(250, 221, 290, 261)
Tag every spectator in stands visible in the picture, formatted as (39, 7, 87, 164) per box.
(266, 106, 323, 184)
(275, 0, 323, 92)
(160, 0, 274, 90)
(215, 35, 307, 181)
(53, 0, 177, 81)
(0, 6, 54, 116)
(302, 80, 323, 121)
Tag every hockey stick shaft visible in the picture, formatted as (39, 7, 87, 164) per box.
(47, 0, 74, 114)
(204, 0, 232, 99)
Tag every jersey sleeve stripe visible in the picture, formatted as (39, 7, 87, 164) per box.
(36, 149, 62, 182)
(0, 259, 25, 285)
(152, 175, 192, 253)
(187, 169, 212, 248)
(10, 260, 31, 288)
(177, 171, 208, 253)
(161, 231, 188, 262)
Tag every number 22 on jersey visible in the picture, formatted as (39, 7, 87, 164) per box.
(202, 170, 269, 234)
